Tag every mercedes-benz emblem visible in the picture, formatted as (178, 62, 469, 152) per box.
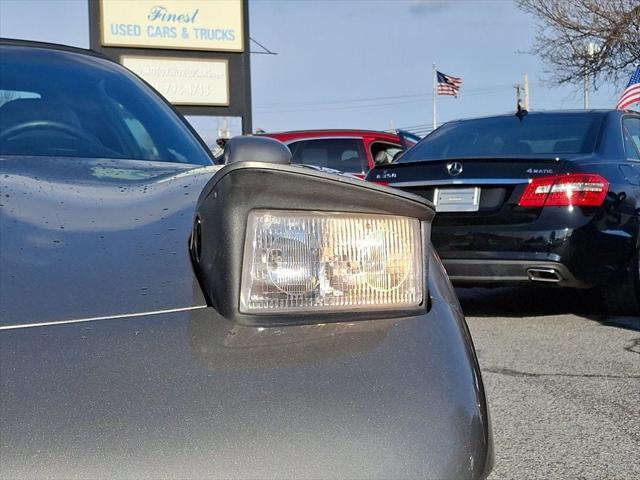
(446, 162, 463, 176)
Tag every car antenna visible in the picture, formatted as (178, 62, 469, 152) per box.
(515, 102, 528, 121)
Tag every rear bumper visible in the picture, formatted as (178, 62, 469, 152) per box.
(432, 210, 637, 288)
(443, 259, 587, 288)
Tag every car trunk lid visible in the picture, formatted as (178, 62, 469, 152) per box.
(370, 156, 569, 226)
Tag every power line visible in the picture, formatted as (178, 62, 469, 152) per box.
(393, 122, 435, 130)
(255, 85, 514, 110)
(255, 89, 509, 114)
(257, 92, 435, 108)
(250, 37, 278, 55)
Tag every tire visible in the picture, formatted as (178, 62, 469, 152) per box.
(601, 248, 640, 316)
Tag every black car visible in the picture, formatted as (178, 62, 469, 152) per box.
(0, 40, 492, 479)
(367, 111, 640, 315)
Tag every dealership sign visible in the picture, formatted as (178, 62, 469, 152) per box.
(100, 0, 243, 51)
(122, 56, 229, 105)
(90, 0, 252, 133)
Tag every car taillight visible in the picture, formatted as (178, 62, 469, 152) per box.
(519, 174, 609, 208)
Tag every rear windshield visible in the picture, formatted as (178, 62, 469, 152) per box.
(0, 46, 212, 165)
(400, 113, 605, 162)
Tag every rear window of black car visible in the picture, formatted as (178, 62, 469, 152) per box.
(0, 46, 212, 165)
(400, 113, 605, 162)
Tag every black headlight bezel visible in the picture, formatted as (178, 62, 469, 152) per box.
(192, 161, 435, 326)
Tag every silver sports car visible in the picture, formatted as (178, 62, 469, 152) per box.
(0, 39, 493, 479)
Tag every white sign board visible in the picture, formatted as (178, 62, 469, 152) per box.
(101, 0, 243, 52)
(122, 56, 229, 106)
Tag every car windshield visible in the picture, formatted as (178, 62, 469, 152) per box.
(0, 46, 212, 165)
(399, 113, 606, 162)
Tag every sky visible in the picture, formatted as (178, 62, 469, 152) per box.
(0, 0, 629, 142)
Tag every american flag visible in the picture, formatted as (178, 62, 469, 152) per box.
(437, 70, 462, 97)
(616, 66, 640, 110)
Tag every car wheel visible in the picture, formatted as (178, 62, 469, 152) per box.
(601, 247, 640, 316)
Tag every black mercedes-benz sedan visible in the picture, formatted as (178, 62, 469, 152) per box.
(367, 110, 640, 315)
(0, 40, 492, 479)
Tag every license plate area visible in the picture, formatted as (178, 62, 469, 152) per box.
(434, 187, 480, 212)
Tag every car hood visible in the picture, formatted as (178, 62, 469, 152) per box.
(0, 156, 221, 328)
(0, 156, 493, 480)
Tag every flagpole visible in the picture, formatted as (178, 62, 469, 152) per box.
(432, 63, 437, 130)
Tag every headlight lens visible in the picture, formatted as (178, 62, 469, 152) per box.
(240, 210, 423, 313)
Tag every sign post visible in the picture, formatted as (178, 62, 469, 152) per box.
(89, 0, 252, 134)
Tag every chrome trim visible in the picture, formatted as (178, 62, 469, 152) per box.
(390, 178, 530, 187)
(446, 162, 463, 176)
(0, 305, 208, 331)
(527, 268, 563, 283)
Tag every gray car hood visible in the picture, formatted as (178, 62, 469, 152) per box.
(0, 156, 492, 480)
(0, 156, 220, 328)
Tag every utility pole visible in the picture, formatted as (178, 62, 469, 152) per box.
(584, 42, 600, 109)
(523, 73, 530, 110)
(584, 68, 589, 109)
(217, 117, 231, 140)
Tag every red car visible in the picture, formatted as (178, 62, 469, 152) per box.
(259, 129, 418, 177)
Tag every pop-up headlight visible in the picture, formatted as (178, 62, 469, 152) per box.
(240, 211, 422, 313)
(191, 138, 434, 325)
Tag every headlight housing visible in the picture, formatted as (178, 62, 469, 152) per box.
(240, 210, 423, 313)
(191, 151, 434, 326)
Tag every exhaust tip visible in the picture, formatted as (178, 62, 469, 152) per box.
(527, 268, 562, 283)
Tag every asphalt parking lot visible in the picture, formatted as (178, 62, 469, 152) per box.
(459, 287, 640, 479)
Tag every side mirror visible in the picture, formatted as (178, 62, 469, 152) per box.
(223, 136, 291, 165)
